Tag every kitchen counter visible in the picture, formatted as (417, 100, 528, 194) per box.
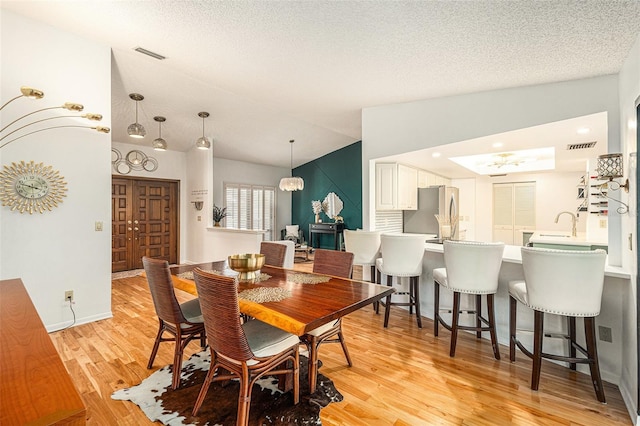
(528, 230, 607, 247)
(424, 242, 627, 279)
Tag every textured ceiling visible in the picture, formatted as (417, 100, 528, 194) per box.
(2, 1, 639, 170)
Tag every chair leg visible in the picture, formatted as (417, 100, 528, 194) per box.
(147, 320, 164, 369)
(475, 294, 482, 338)
(408, 279, 414, 315)
(487, 294, 500, 360)
(509, 296, 517, 362)
(584, 317, 606, 403)
(433, 281, 440, 337)
(568, 316, 577, 371)
(337, 329, 353, 367)
(192, 352, 217, 415)
(412, 277, 422, 328)
(383, 275, 393, 328)
(308, 336, 319, 393)
(450, 292, 461, 357)
(374, 269, 382, 314)
(237, 371, 252, 426)
(531, 310, 544, 391)
(171, 329, 185, 390)
(370, 265, 378, 313)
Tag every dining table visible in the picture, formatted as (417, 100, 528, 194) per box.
(168, 260, 395, 337)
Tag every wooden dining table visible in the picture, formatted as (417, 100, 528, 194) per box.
(168, 260, 395, 336)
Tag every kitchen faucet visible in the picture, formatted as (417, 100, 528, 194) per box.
(555, 211, 577, 237)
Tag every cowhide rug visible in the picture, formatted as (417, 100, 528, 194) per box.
(112, 350, 342, 425)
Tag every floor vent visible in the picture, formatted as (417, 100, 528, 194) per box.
(567, 141, 597, 150)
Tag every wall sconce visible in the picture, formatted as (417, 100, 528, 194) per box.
(192, 201, 203, 211)
(596, 153, 630, 214)
(0, 86, 110, 149)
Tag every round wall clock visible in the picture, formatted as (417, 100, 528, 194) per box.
(0, 161, 68, 214)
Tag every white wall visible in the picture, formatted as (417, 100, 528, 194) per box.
(618, 32, 640, 424)
(184, 154, 291, 263)
(0, 11, 112, 331)
(362, 75, 623, 263)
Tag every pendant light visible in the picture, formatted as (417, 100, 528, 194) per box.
(195, 111, 211, 150)
(152, 116, 167, 151)
(127, 93, 146, 138)
(279, 139, 304, 191)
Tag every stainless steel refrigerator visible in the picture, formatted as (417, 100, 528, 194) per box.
(403, 186, 459, 239)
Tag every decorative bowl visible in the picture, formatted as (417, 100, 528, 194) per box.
(228, 253, 265, 281)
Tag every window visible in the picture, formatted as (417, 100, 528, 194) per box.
(224, 183, 276, 241)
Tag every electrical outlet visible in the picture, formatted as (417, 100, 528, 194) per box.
(64, 290, 74, 302)
(599, 219, 607, 228)
(598, 326, 612, 343)
(95, 221, 103, 231)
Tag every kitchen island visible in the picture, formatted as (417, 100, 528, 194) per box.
(409, 242, 630, 391)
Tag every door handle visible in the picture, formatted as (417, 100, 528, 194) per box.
(128, 227, 132, 231)
(134, 227, 139, 231)
(127, 220, 132, 225)
(134, 220, 139, 224)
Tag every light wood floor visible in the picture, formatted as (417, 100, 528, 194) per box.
(50, 262, 632, 425)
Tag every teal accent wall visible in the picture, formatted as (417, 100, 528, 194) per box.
(292, 141, 362, 248)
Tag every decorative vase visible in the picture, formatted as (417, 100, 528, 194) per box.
(214, 221, 221, 227)
(315, 214, 320, 223)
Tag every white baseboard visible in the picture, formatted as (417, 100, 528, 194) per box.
(46, 311, 113, 333)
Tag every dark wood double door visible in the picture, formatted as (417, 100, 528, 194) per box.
(112, 177, 179, 272)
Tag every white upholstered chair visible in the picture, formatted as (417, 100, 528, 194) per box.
(433, 240, 504, 359)
(376, 233, 426, 328)
(509, 247, 607, 402)
(343, 229, 381, 283)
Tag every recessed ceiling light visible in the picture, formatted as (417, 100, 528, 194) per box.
(492, 142, 503, 148)
(431, 152, 441, 158)
(577, 127, 590, 134)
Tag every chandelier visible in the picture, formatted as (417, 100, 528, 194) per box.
(279, 139, 304, 191)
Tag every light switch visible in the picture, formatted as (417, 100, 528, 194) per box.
(197, 216, 201, 222)
(95, 221, 103, 231)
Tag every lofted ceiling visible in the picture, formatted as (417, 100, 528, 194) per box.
(2, 1, 639, 170)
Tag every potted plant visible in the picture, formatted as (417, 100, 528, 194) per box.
(212, 204, 227, 226)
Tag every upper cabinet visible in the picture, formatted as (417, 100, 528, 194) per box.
(418, 169, 450, 188)
(375, 163, 418, 210)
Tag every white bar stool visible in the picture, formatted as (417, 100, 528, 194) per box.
(509, 247, 607, 402)
(433, 240, 504, 358)
(343, 229, 381, 283)
(376, 234, 426, 328)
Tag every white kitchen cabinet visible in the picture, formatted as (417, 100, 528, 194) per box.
(375, 163, 418, 210)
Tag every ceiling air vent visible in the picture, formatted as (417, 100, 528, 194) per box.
(133, 47, 166, 60)
(567, 141, 597, 150)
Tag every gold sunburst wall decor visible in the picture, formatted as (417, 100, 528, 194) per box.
(0, 161, 68, 214)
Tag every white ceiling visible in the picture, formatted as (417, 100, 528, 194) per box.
(2, 1, 639, 170)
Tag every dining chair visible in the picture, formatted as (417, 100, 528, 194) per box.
(302, 248, 354, 393)
(191, 268, 300, 424)
(433, 240, 505, 359)
(142, 256, 206, 390)
(376, 233, 425, 328)
(260, 241, 288, 267)
(509, 247, 607, 402)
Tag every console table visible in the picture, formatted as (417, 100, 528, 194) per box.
(309, 222, 345, 250)
(0, 279, 86, 425)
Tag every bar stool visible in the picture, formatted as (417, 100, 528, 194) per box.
(376, 234, 426, 328)
(343, 230, 381, 283)
(433, 240, 504, 358)
(509, 247, 607, 402)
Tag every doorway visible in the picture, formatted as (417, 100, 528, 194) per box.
(112, 176, 179, 272)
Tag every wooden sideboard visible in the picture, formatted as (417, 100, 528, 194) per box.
(0, 278, 86, 425)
